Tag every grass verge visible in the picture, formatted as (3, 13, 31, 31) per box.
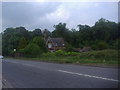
(6, 49, 119, 68)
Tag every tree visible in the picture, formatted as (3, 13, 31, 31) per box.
(96, 41, 108, 50)
(93, 18, 118, 41)
(52, 23, 69, 38)
(52, 23, 72, 46)
(113, 38, 120, 50)
(17, 37, 27, 50)
(77, 24, 90, 31)
(43, 29, 51, 39)
(32, 36, 48, 52)
(77, 24, 92, 47)
(33, 29, 42, 37)
(2, 18, 119, 56)
(2, 27, 30, 56)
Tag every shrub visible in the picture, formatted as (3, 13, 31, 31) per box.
(17, 37, 27, 50)
(113, 38, 120, 50)
(65, 52, 78, 56)
(54, 50, 66, 56)
(32, 36, 48, 53)
(80, 49, 118, 60)
(64, 44, 74, 52)
(92, 41, 108, 50)
(92, 44, 98, 50)
(42, 52, 55, 57)
(97, 41, 108, 50)
(22, 43, 42, 57)
(42, 50, 79, 57)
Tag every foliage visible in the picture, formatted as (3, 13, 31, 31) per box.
(80, 49, 118, 60)
(113, 38, 120, 50)
(2, 18, 119, 56)
(64, 44, 74, 52)
(17, 37, 27, 50)
(32, 36, 48, 52)
(2, 27, 30, 56)
(22, 43, 41, 57)
(43, 29, 51, 39)
(42, 50, 79, 57)
(97, 41, 108, 50)
(92, 41, 108, 50)
(33, 49, 118, 65)
(52, 22, 72, 44)
(33, 29, 42, 37)
(54, 50, 66, 56)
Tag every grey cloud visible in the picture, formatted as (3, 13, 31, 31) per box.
(2, 2, 118, 31)
(2, 2, 61, 30)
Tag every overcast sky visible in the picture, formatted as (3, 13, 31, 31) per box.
(2, 1, 118, 31)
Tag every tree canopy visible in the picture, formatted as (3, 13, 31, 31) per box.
(2, 18, 119, 56)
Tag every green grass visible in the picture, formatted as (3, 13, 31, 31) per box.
(8, 49, 119, 67)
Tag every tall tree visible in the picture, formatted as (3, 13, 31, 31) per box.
(43, 29, 51, 39)
(52, 23, 68, 38)
(32, 36, 47, 52)
(52, 23, 72, 45)
(17, 37, 27, 50)
(33, 29, 42, 37)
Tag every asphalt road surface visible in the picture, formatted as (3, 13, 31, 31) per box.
(2, 58, 119, 88)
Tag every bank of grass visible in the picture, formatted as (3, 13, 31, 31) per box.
(12, 49, 119, 67)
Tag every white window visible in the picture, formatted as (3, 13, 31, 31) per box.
(48, 43, 52, 48)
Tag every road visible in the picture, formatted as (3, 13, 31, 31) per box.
(2, 58, 119, 88)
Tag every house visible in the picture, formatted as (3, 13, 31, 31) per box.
(46, 37, 65, 52)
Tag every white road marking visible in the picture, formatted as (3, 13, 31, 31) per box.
(57, 70, 119, 82)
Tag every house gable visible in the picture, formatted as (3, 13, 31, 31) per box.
(46, 37, 65, 51)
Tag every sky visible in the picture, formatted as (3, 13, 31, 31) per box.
(1, 1, 118, 32)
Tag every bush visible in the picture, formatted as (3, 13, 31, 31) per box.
(80, 49, 118, 60)
(92, 41, 108, 50)
(42, 52, 55, 57)
(113, 38, 120, 50)
(54, 50, 66, 56)
(97, 41, 108, 50)
(65, 52, 78, 56)
(22, 43, 42, 57)
(32, 36, 48, 53)
(42, 50, 79, 57)
(64, 44, 74, 52)
(92, 44, 98, 50)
